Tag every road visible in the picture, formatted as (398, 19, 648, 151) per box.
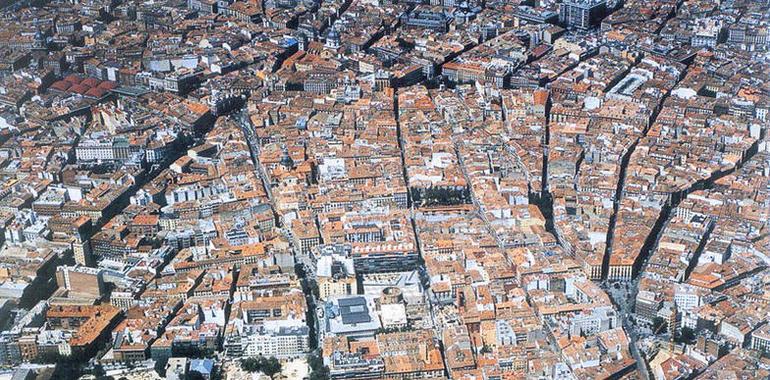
(604, 278, 650, 380)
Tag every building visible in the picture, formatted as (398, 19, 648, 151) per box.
(317, 254, 357, 301)
(187, 0, 216, 14)
(635, 290, 662, 323)
(0, 331, 21, 366)
(189, 358, 215, 380)
(238, 322, 310, 359)
(569, 306, 619, 337)
(292, 219, 321, 256)
(323, 295, 382, 340)
(55, 265, 105, 300)
(401, 7, 453, 33)
(45, 304, 121, 359)
(31, 188, 69, 217)
(751, 324, 770, 354)
(166, 357, 189, 380)
(674, 284, 703, 312)
(222, 1, 261, 23)
(73, 238, 93, 267)
(361, 271, 423, 304)
(75, 137, 134, 162)
(727, 19, 770, 51)
(559, 0, 606, 30)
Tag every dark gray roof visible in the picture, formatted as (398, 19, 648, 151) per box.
(338, 297, 371, 325)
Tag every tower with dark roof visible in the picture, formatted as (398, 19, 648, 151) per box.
(325, 26, 341, 49)
(32, 29, 47, 51)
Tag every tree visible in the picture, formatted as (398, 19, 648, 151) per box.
(311, 282, 320, 299)
(309, 366, 330, 380)
(652, 317, 668, 334)
(262, 357, 282, 379)
(240, 357, 263, 373)
(308, 353, 330, 380)
(240, 356, 282, 378)
(33, 351, 66, 364)
(677, 327, 696, 343)
(308, 353, 324, 371)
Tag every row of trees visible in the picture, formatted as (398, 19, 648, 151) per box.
(308, 353, 330, 380)
(410, 186, 472, 207)
(240, 354, 330, 380)
(240, 356, 282, 378)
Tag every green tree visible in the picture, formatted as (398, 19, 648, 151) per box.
(652, 317, 668, 334)
(308, 353, 330, 380)
(241, 356, 282, 378)
(308, 353, 324, 371)
(240, 357, 262, 373)
(677, 327, 696, 343)
(309, 366, 330, 380)
(311, 282, 320, 299)
(262, 357, 282, 379)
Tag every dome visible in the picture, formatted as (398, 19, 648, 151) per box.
(325, 26, 341, 48)
(326, 27, 339, 40)
(280, 150, 295, 169)
(32, 30, 47, 50)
